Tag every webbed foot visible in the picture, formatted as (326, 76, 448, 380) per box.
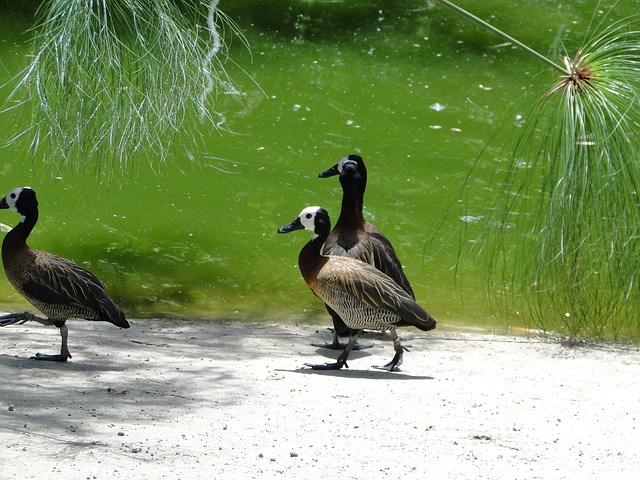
(30, 353, 71, 362)
(313, 328, 372, 350)
(304, 360, 348, 370)
(306, 334, 357, 370)
(372, 343, 409, 372)
(0, 312, 51, 327)
(372, 358, 402, 371)
(0, 312, 32, 327)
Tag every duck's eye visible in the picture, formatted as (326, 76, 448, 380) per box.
(10, 193, 16, 199)
(305, 213, 312, 219)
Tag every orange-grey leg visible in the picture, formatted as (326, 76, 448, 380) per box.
(306, 334, 359, 370)
(0, 312, 72, 362)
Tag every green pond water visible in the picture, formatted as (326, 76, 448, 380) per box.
(0, 1, 635, 330)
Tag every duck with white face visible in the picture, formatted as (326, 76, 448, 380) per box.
(0, 186, 130, 362)
(278, 206, 436, 371)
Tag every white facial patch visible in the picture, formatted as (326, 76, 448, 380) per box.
(337, 158, 357, 173)
(298, 206, 321, 232)
(4, 187, 25, 212)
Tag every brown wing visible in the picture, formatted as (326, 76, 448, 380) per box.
(365, 222, 415, 299)
(317, 256, 435, 330)
(24, 250, 129, 327)
(321, 227, 375, 336)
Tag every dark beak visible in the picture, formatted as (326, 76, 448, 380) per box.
(0, 197, 8, 209)
(278, 217, 304, 234)
(318, 164, 339, 178)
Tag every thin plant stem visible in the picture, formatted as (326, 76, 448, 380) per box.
(436, 0, 566, 74)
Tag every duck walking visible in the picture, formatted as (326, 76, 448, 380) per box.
(278, 206, 436, 371)
(0, 187, 130, 361)
(317, 154, 415, 349)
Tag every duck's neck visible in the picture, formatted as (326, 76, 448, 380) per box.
(3, 210, 37, 251)
(335, 181, 365, 229)
(298, 232, 328, 284)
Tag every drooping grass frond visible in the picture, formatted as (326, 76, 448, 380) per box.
(5, 0, 246, 174)
(480, 16, 640, 339)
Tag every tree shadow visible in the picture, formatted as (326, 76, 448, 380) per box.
(0, 319, 285, 443)
(0, 317, 439, 460)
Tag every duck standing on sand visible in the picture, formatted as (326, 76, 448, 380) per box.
(278, 206, 436, 371)
(0, 187, 129, 361)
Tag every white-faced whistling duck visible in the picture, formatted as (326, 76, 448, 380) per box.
(316, 154, 416, 350)
(278, 206, 436, 371)
(0, 187, 130, 362)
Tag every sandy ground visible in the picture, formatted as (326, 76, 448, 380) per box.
(0, 317, 639, 480)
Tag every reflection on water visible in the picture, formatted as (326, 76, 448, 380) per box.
(0, 1, 635, 329)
